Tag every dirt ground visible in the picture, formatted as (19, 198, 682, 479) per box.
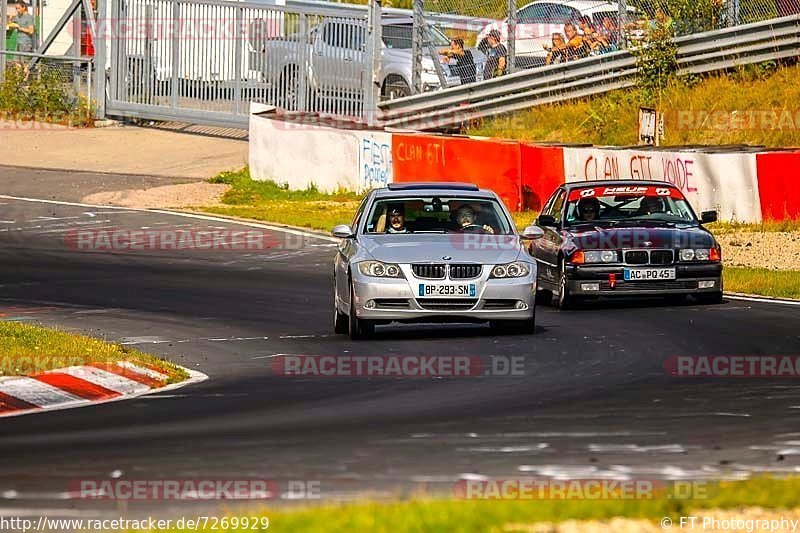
(716, 231, 800, 270)
(82, 182, 231, 209)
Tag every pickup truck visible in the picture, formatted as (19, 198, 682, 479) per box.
(248, 16, 485, 109)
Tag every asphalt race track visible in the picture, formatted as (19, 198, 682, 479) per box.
(1, 175, 800, 520)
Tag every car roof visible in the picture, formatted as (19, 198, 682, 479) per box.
(563, 180, 680, 190)
(521, 0, 636, 13)
(373, 183, 497, 199)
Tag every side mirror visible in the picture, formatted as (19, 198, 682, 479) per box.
(332, 224, 355, 238)
(521, 225, 545, 240)
(536, 214, 557, 227)
(700, 211, 718, 224)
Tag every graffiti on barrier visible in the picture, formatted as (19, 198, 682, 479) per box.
(360, 137, 393, 189)
(582, 153, 698, 194)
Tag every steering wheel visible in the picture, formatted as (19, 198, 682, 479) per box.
(460, 223, 489, 234)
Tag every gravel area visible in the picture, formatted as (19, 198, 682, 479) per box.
(716, 231, 800, 270)
(82, 182, 231, 209)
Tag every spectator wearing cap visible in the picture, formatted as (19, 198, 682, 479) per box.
(386, 204, 410, 233)
(9, 1, 35, 53)
(483, 29, 508, 79)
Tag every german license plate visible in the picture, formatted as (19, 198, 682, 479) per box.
(418, 283, 476, 298)
(623, 268, 676, 281)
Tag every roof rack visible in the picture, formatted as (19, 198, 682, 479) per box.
(386, 182, 480, 191)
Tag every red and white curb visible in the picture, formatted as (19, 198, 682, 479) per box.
(0, 361, 207, 418)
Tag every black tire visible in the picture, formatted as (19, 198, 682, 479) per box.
(535, 287, 553, 305)
(348, 282, 374, 340)
(696, 291, 723, 305)
(553, 258, 576, 310)
(333, 278, 348, 335)
(383, 76, 411, 100)
(279, 67, 300, 111)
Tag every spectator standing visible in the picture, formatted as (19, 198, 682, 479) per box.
(483, 29, 508, 79)
(9, 1, 35, 53)
(440, 38, 476, 84)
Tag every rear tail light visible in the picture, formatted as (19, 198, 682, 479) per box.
(709, 247, 721, 262)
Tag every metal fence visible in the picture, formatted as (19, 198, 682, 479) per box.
(104, 0, 383, 127)
(0, 50, 93, 126)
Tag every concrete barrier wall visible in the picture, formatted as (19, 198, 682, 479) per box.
(756, 151, 800, 220)
(391, 134, 522, 210)
(249, 108, 392, 193)
(562, 148, 762, 222)
(520, 144, 565, 212)
(248, 107, 796, 221)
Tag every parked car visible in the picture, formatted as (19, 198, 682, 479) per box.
(251, 15, 485, 109)
(332, 182, 544, 339)
(477, 0, 637, 68)
(529, 181, 723, 309)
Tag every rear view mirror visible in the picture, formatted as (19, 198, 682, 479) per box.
(537, 214, 557, 227)
(701, 211, 718, 224)
(332, 224, 355, 238)
(521, 225, 545, 239)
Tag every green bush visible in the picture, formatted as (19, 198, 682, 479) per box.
(631, 14, 678, 104)
(0, 63, 92, 126)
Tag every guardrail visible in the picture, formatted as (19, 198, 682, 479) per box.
(379, 14, 800, 131)
(286, 0, 498, 31)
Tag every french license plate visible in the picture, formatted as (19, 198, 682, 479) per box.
(624, 268, 676, 281)
(418, 283, 476, 298)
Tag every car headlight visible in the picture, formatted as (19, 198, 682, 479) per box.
(679, 248, 720, 262)
(584, 250, 618, 263)
(358, 261, 404, 278)
(490, 261, 530, 278)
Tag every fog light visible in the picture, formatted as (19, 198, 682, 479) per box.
(364, 300, 376, 309)
(581, 283, 600, 291)
(698, 280, 716, 289)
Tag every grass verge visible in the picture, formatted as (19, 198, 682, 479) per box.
(205, 168, 362, 232)
(724, 267, 800, 299)
(131, 477, 800, 532)
(0, 321, 188, 381)
(468, 62, 800, 148)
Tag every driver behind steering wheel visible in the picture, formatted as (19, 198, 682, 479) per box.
(455, 205, 494, 234)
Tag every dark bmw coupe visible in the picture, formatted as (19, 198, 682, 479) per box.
(529, 181, 723, 309)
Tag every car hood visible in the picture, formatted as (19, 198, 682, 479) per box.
(564, 221, 716, 250)
(359, 234, 523, 264)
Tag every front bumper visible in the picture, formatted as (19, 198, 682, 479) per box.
(566, 263, 723, 296)
(351, 265, 536, 322)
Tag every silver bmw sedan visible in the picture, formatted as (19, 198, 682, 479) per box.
(332, 182, 544, 339)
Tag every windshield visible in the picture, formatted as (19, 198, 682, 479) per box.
(565, 185, 697, 226)
(364, 196, 513, 235)
(382, 23, 452, 49)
